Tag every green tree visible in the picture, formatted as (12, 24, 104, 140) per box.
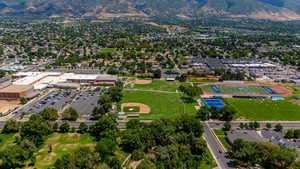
(96, 138, 116, 160)
(223, 121, 231, 131)
(39, 108, 59, 121)
(77, 122, 88, 134)
(175, 115, 204, 137)
(106, 87, 123, 102)
(127, 119, 143, 129)
(137, 160, 156, 169)
(266, 123, 272, 130)
(115, 80, 124, 88)
(59, 123, 70, 133)
(285, 130, 294, 139)
(20, 115, 53, 146)
(275, 124, 283, 132)
(2, 120, 19, 134)
(152, 69, 161, 79)
(196, 106, 210, 121)
(53, 147, 101, 169)
(89, 115, 118, 141)
(107, 156, 121, 169)
(62, 108, 79, 121)
(132, 149, 145, 161)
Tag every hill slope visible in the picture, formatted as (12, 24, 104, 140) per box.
(0, 0, 300, 20)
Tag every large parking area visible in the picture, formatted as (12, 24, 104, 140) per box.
(18, 89, 104, 119)
(69, 91, 101, 116)
(20, 90, 79, 115)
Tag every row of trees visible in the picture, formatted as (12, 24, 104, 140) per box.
(197, 105, 236, 121)
(92, 85, 123, 120)
(52, 115, 213, 169)
(231, 139, 298, 168)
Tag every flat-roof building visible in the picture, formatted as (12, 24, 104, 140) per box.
(0, 85, 35, 99)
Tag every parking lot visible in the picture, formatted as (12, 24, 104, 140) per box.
(20, 90, 79, 115)
(69, 91, 101, 117)
(17, 88, 105, 119)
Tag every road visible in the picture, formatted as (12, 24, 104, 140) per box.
(207, 121, 300, 129)
(203, 122, 234, 169)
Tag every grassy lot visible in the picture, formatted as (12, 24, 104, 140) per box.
(226, 98, 300, 121)
(213, 129, 231, 151)
(32, 133, 96, 169)
(100, 48, 117, 53)
(132, 80, 185, 92)
(119, 90, 197, 120)
(0, 133, 15, 150)
(199, 146, 217, 169)
(123, 106, 140, 113)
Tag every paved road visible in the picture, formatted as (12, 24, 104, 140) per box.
(207, 121, 300, 129)
(203, 122, 234, 169)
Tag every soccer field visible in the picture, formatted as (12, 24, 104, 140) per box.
(201, 84, 275, 95)
(226, 98, 300, 121)
(119, 90, 197, 119)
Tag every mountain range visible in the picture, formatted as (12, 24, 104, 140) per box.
(0, 0, 300, 21)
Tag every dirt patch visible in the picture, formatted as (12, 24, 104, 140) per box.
(134, 80, 152, 85)
(129, 160, 143, 169)
(0, 100, 20, 114)
(121, 103, 151, 114)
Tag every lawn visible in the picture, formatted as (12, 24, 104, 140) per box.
(32, 133, 96, 169)
(133, 80, 184, 92)
(0, 133, 15, 150)
(100, 48, 117, 54)
(123, 106, 140, 113)
(119, 90, 197, 120)
(226, 98, 300, 121)
(213, 129, 231, 151)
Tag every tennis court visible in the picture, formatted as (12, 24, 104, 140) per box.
(202, 99, 225, 109)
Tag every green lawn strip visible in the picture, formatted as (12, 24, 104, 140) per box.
(0, 133, 15, 150)
(123, 106, 140, 113)
(213, 129, 232, 151)
(133, 80, 185, 92)
(200, 85, 214, 93)
(120, 90, 197, 120)
(226, 98, 300, 121)
(199, 147, 217, 169)
(101, 48, 117, 53)
(33, 133, 97, 169)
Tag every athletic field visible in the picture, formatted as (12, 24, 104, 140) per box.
(200, 83, 291, 97)
(226, 98, 300, 121)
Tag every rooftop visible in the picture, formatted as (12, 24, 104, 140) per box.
(0, 85, 33, 93)
(227, 130, 267, 144)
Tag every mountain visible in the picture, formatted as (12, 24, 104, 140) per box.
(0, 0, 300, 21)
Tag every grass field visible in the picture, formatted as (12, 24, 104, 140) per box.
(213, 129, 231, 151)
(0, 133, 15, 151)
(226, 98, 300, 121)
(33, 133, 96, 169)
(119, 90, 197, 120)
(100, 48, 117, 53)
(123, 106, 140, 113)
(201, 85, 271, 95)
(132, 80, 185, 92)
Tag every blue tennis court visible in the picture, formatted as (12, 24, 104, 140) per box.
(202, 99, 225, 109)
(204, 99, 222, 103)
